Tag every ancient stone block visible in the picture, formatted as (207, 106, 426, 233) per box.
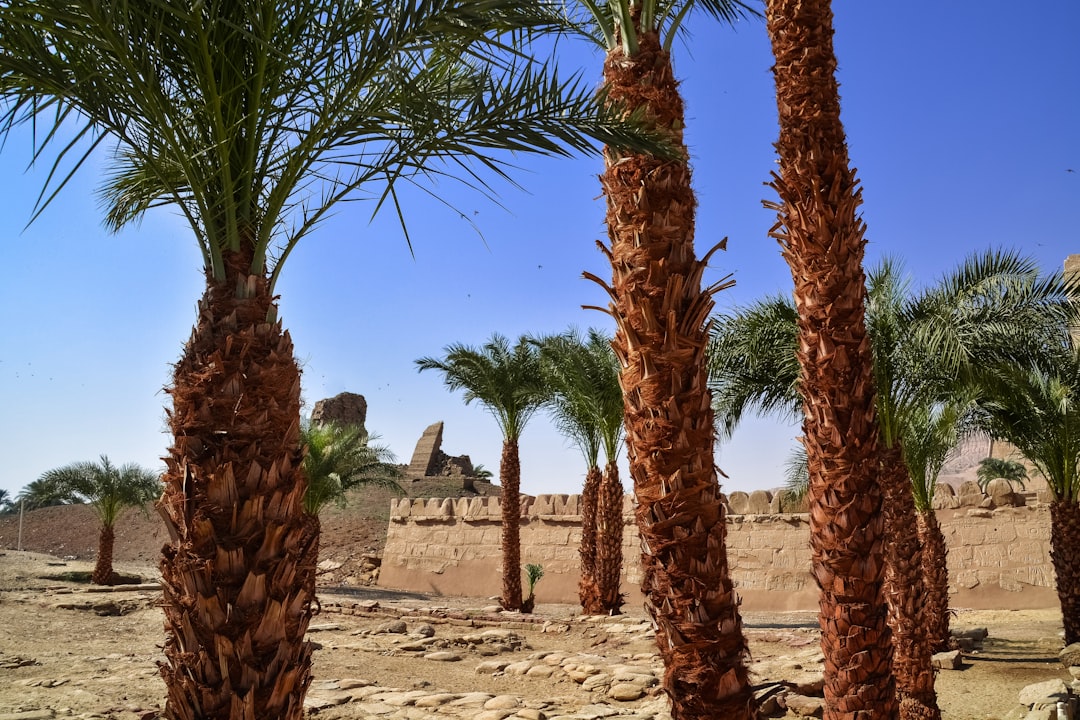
(747, 490, 773, 514)
(311, 392, 367, 433)
(728, 491, 750, 515)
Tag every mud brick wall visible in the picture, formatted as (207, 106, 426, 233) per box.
(378, 496, 1057, 611)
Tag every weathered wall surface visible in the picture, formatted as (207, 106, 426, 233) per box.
(378, 494, 1058, 611)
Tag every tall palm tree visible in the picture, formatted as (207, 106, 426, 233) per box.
(563, 0, 759, 713)
(710, 249, 1080, 714)
(38, 456, 159, 585)
(0, 3, 664, 717)
(417, 333, 546, 611)
(766, 5, 889, 702)
(301, 422, 402, 516)
(534, 328, 625, 615)
(967, 349, 1080, 645)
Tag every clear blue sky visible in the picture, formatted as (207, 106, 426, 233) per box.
(2, 3, 1078, 502)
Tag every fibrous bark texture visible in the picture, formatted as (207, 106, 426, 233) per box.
(595, 461, 624, 615)
(1050, 499, 1080, 645)
(499, 440, 523, 611)
(880, 446, 939, 720)
(916, 510, 951, 652)
(765, 1, 897, 717)
(597, 28, 755, 720)
(92, 525, 116, 586)
(579, 465, 603, 614)
(158, 250, 317, 720)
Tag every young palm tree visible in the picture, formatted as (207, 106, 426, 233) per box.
(301, 422, 402, 516)
(37, 456, 159, 585)
(967, 350, 1080, 645)
(534, 328, 625, 615)
(417, 334, 546, 611)
(0, 3, 665, 717)
(564, 0, 759, 713)
(975, 458, 1029, 492)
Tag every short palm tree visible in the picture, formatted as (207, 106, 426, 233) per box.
(967, 348, 1080, 645)
(534, 328, 625, 615)
(37, 456, 159, 585)
(565, 0, 760, 712)
(417, 333, 546, 611)
(976, 457, 1029, 492)
(0, 2, 665, 716)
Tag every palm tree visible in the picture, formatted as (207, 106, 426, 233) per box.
(16, 478, 71, 511)
(534, 328, 625, 615)
(0, 3, 665, 717)
(301, 422, 402, 516)
(37, 456, 159, 585)
(562, 0, 759, 713)
(709, 250, 1080, 714)
(966, 349, 1080, 645)
(976, 458, 1029, 492)
(417, 334, 546, 611)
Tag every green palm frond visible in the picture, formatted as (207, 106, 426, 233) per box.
(301, 422, 402, 515)
(37, 455, 160, 527)
(0, 0, 669, 290)
(417, 333, 546, 442)
(707, 294, 802, 439)
(532, 327, 624, 467)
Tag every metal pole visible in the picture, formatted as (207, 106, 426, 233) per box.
(18, 499, 24, 552)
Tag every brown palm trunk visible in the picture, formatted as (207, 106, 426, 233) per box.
(92, 524, 116, 585)
(765, 1, 897, 716)
(917, 509, 951, 652)
(579, 465, 602, 614)
(1050, 499, 1080, 645)
(598, 28, 755, 720)
(157, 249, 317, 720)
(499, 439, 523, 611)
(880, 445, 939, 719)
(595, 460, 624, 615)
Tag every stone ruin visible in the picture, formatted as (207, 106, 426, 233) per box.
(311, 392, 367, 434)
(406, 421, 487, 489)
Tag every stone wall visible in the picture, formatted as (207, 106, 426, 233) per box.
(379, 492, 1058, 611)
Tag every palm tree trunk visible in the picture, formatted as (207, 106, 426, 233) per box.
(157, 249, 317, 720)
(765, 1, 897, 716)
(92, 524, 116, 586)
(880, 445, 939, 720)
(917, 510, 951, 652)
(579, 465, 602, 614)
(499, 439, 523, 611)
(1050, 499, 1080, 645)
(600, 29, 755, 720)
(595, 460, 624, 615)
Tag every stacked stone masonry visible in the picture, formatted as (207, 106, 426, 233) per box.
(379, 483, 1058, 611)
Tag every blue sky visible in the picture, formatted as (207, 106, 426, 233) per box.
(1, 3, 1078, 502)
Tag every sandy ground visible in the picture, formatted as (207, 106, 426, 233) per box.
(0, 550, 1073, 720)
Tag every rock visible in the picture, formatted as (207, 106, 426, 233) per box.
(414, 693, 462, 707)
(1018, 679, 1069, 707)
(1069, 666, 1080, 680)
(608, 683, 645, 701)
(952, 627, 989, 640)
(424, 651, 461, 662)
(375, 620, 407, 634)
(317, 559, 344, 571)
(504, 660, 535, 675)
(475, 711, 517, 720)
(414, 623, 436, 638)
(484, 695, 522, 710)
(932, 650, 964, 670)
(1022, 707, 1055, 720)
(0, 713, 56, 720)
(986, 478, 1017, 507)
(311, 392, 367, 434)
(1060, 643, 1080, 668)
(450, 692, 496, 706)
(476, 660, 511, 674)
(525, 665, 556, 678)
(785, 693, 825, 717)
(307, 623, 342, 632)
(303, 691, 352, 709)
(582, 672, 613, 692)
(515, 710, 547, 720)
